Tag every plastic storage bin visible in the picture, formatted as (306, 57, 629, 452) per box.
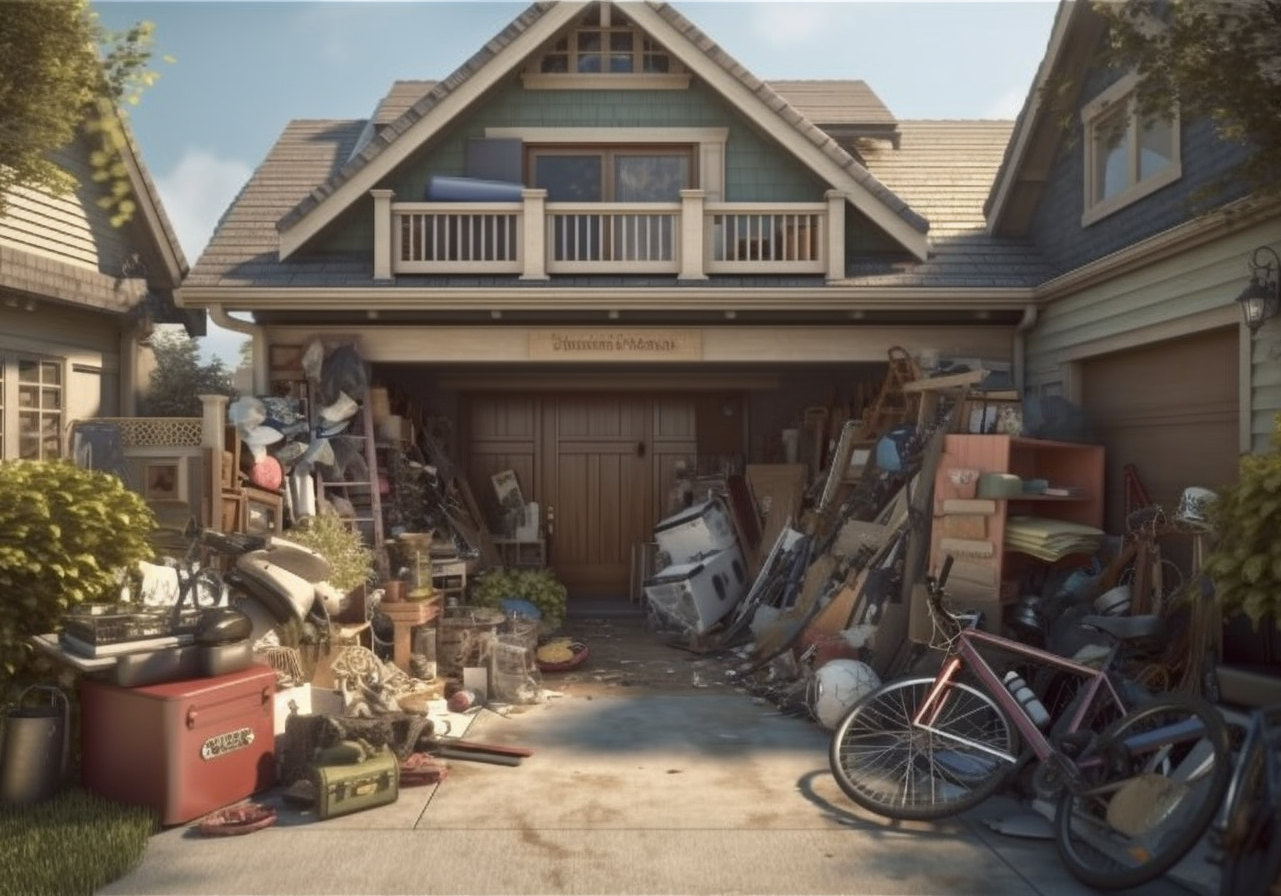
(652, 497, 738, 566)
(643, 544, 747, 634)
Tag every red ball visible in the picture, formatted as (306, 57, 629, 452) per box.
(447, 689, 474, 712)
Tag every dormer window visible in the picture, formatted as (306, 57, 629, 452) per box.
(524, 6, 689, 90)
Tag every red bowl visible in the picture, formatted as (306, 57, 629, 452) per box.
(537, 642, 590, 672)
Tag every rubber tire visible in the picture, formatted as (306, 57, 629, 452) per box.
(1219, 729, 1280, 896)
(829, 676, 1019, 821)
(1053, 691, 1232, 891)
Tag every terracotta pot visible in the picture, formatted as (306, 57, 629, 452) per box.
(382, 580, 405, 603)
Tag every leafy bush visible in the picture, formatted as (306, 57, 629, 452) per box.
(470, 567, 567, 632)
(1205, 414, 1281, 631)
(0, 460, 157, 681)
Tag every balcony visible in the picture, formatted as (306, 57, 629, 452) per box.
(371, 188, 845, 281)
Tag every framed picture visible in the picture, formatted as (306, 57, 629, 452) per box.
(145, 460, 186, 502)
(219, 492, 245, 533)
(243, 487, 283, 535)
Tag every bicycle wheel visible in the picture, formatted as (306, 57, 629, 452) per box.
(829, 676, 1019, 821)
(1218, 714, 1281, 896)
(1054, 692, 1231, 891)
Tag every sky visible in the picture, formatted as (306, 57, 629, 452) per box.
(93, 0, 1062, 366)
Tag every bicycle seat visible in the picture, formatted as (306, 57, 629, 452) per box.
(1080, 613, 1164, 641)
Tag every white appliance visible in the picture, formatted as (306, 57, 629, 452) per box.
(652, 497, 737, 567)
(643, 544, 747, 635)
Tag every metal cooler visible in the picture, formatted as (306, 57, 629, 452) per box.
(80, 664, 276, 825)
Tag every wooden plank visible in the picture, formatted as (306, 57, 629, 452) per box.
(745, 464, 808, 559)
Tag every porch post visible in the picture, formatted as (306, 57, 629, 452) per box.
(679, 189, 708, 280)
(199, 393, 229, 528)
(371, 189, 394, 281)
(520, 189, 549, 280)
(825, 190, 846, 282)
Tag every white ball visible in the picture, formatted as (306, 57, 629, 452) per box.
(812, 659, 881, 729)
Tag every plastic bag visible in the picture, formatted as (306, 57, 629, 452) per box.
(317, 344, 369, 405)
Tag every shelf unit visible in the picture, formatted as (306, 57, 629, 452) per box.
(927, 434, 1104, 631)
(491, 537, 546, 569)
(430, 559, 468, 605)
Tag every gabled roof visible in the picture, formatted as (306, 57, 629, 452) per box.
(277, 0, 931, 261)
(186, 119, 1042, 292)
(984, 0, 1103, 235)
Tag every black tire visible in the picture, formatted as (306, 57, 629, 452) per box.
(1218, 716, 1281, 896)
(1054, 692, 1232, 891)
(829, 676, 1019, 821)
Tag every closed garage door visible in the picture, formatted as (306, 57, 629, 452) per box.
(1082, 327, 1239, 539)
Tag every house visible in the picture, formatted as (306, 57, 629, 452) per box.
(178, 1, 1277, 617)
(0, 96, 201, 462)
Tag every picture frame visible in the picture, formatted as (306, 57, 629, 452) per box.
(242, 487, 283, 535)
(144, 459, 186, 502)
(219, 492, 246, 533)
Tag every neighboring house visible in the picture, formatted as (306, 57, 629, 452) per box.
(178, 0, 1276, 607)
(0, 99, 201, 462)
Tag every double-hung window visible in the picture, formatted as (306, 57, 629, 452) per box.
(1081, 74, 1181, 225)
(0, 352, 65, 460)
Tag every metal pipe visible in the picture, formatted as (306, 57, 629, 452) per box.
(207, 304, 267, 395)
(1013, 303, 1039, 395)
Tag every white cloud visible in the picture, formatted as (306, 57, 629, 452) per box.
(155, 148, 253, 262)
(984, 84, 1032, 120)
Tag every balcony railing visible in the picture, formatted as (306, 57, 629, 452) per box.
(373, 188, 844, 281)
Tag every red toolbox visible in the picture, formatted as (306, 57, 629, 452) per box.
(80, 664, 276, 825)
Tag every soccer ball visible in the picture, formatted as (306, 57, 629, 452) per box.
(811, 659, 881, 729)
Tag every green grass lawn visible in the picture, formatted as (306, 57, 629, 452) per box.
(0, 788, 156, 896)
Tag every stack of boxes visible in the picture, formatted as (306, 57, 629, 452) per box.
(643, 496, 747, 635)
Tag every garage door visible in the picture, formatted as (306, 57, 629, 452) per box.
(1081, 327, 1239, 541)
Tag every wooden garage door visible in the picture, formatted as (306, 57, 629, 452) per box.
(1081, 328, 1239, 539)
(467, 394, 697, 599)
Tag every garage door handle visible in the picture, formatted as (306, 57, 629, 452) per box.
(636, 442, 646, 458)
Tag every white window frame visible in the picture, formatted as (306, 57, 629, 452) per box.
(0, 350, 67, 461)
(521, 5, 690, 91)
(1080, 73, 1181, 226)
(486, 127, 729, 201)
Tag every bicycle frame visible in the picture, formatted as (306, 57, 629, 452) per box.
(914, 625, 1129, 769)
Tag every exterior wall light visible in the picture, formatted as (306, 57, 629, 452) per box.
(1236, 245, 1280, 334)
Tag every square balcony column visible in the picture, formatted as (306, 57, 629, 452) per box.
(679, 189, 708, 281)
(520, 189, 549, 281)
(371, 189, 395, 281)
(825, 190, 846, 281)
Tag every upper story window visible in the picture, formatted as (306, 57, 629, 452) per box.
(528, 146, 695, 202)
(0, 352, 65, 460)
(524, 7, 689, 90)
(1081, 74, 1181, 226)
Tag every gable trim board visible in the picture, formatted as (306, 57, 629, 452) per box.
(276, 0, 930, 263)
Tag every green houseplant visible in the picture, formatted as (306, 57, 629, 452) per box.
(282, 508, 376, 595)
(1205, 414, 1281, 632)
(0, 460, 157, 682)
(470, 567, 567, 632)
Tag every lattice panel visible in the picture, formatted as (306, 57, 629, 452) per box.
(91, 417, 203, 447)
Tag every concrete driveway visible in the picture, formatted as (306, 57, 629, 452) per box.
(98, 685, 1213, 896)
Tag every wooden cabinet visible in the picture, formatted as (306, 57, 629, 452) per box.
(927, 435, 1104, 632)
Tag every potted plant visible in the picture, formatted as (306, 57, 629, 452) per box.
(282, 509, 376, 619)
(1205, 414, 1281, 639)
(470, 567, 568, 632)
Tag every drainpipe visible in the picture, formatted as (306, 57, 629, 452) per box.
(1013, 304, 1038, 395)
(208, 304, 268, 396)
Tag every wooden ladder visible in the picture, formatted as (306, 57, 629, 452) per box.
(861, 346, 922, 440)
(315, 393, 388, 579)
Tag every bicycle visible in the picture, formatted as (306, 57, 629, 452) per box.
(1211, 702, 1281, 896)
(829, 554, 1233, 891)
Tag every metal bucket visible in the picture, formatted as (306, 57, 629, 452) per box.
(0, 685, 69, 805)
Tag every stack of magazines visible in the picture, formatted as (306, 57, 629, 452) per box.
(59, 603, 202, 658)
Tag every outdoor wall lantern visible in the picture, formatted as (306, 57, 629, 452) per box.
(1236, 245, 1280, 334)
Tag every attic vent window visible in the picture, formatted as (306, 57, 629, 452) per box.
(524, 10, 688, 90)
